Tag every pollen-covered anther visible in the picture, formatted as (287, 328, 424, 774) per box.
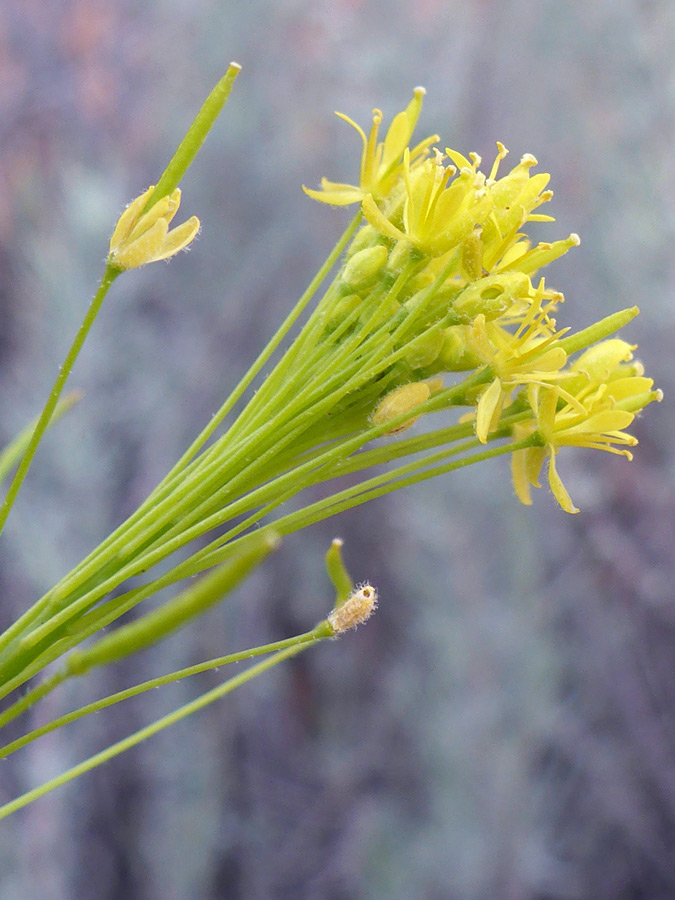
(328, 584, 378, 635)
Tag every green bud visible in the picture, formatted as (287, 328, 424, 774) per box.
(437, 325, 481, 371)
(345, 224, 379, 258)
(405, 326, 445, 369)
(386, 239, 415, 274)
(371, 381, 432, 433)
(341, 245, 388, 290)
(326, 293, 362, 330)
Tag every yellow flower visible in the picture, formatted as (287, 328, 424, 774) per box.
(511, 369, 661, 513)
(362, 148, 492, 256)
(108, 186, 200, 270)
(467, 147, 558, 272)
(302, 87, 438, 206)
(469, 281, 568, 442)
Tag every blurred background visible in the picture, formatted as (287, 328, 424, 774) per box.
(0, 1, 674, 898)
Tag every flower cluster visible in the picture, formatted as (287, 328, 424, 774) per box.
(304, 90, 661, 512)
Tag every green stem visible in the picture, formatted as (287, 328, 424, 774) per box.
(0, 265, 120, 538)
(7, 214, 362, 645)
(0, 627, 324, 752)
(0, 633, 328, 820)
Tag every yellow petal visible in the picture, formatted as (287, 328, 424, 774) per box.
(566, 408, 635, 436)
(302, 183, 363, 206)
(511, 449, 533, 506)
(362, 194, 407, 243)
(150, 215, 200, 263)
(475, 377, 502, 443)
(524, 445, 546, 488)
(111, 218, 168, 269)
(530, 346, 567, 372)
(547, 450, 579, 514)
(381, 109, 412, 171)
(109, 187, 154, 253)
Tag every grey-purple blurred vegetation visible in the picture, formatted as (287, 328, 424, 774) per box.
(0, 1, 674, 898)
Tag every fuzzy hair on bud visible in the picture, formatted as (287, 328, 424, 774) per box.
(328, 584, 378, 635)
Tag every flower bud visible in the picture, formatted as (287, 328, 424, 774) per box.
(345, 224, 380, 258)
(459, 229, 484, 281)
(371, 380, 436, 433)
(437, 325, 482, 371)
(326, 294, 362, 331)
(108, 186, 200, 270)
(341, 245, 389, 290)
(405, 326, 445, 369)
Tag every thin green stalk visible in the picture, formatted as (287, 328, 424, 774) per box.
(261, 437, 537, 539)
(24, 378, 481, 649)
(0, 265, 120, 538)
(9, 214, 363, 638)
(0, 412, 529, 701)
(0, 635, 329, 820)
(0, 628, 321, 750)
(152, 211, 362, 479)
(0, 371, 482, 690)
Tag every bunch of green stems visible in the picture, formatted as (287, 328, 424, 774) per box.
(0, 66, 659, 817)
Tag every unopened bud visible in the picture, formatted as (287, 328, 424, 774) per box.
(326, 294, 362, 330)
(345, 224, 379, 258)
(341, 245, 388, 290)
(438, 325, 482, 371)
(371, 380, 435, 433)
(405, 326, 445, 369)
